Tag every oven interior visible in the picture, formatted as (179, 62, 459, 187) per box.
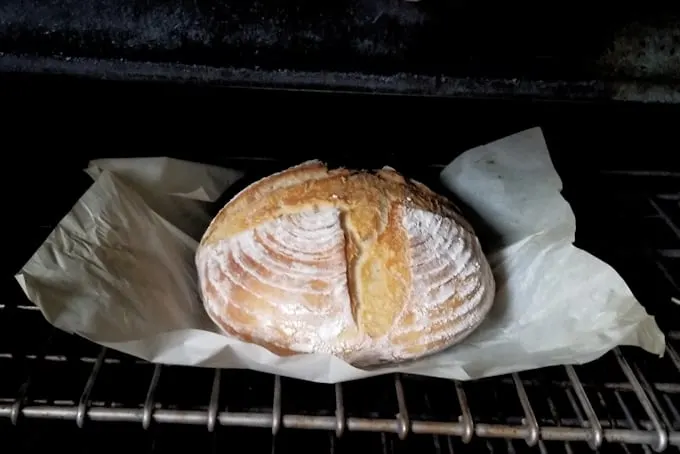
(2, 90, 679, 453)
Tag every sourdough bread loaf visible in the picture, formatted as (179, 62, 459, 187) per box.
(195, 160, 495, 367)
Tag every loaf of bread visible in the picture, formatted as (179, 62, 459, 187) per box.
(195, 160, 495, 367)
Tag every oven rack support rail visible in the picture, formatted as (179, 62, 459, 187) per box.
(1, 338, 679, 452)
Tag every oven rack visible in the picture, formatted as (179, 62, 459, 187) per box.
(1, 320, 680, 453)
(3, 154, 679, 453)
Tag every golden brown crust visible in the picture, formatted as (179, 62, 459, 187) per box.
(200, 161, 471, 247)
(196, 161, 495, 366)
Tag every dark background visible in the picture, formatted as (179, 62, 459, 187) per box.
(1, 0, 679, 98)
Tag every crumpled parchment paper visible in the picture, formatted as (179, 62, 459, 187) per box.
(15, 127, 665, 383)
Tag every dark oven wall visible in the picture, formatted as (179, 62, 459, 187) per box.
(5, 86, 678, 172)
(0, 1, 679, 100)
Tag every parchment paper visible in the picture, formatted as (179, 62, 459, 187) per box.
(15, 128, 665, 383)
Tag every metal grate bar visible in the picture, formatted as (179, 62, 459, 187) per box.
(512, 373, 540, 446)
(613, 389, 654, 454)
(207, 368, 221, 432)
(454, 381, 473, 443)
(649, 197, 680, 306)
(394, 374, 410, 440)
(650, 199, 680, 241)
(9, 330, 55, 426)
(633, 362, 674, 432)
(667, 344, 680, 374)
(614, 348, 669, 451)
(543, 389, 567, 453)
(334, 383, 345, 437)
(272, 375, 282, 436)
(565, 364, 603, 449)
(142, 364, 162, 430)
(75, 347, 106, 428)
(2, 346, 678, 449)
(2, 404, 672, 445)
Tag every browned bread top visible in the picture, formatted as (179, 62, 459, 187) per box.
(196, 160, 495, 366)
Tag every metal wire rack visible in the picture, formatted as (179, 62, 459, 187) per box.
(2, 154, 679, 454)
